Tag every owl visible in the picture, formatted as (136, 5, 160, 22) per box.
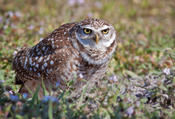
(12, 18, 117, 98)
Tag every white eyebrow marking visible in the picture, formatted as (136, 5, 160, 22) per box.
(98, 25, 109, 30)
(82, 25, 109, 31)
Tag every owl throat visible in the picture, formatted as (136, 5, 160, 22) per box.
(70, 33, 117, 65)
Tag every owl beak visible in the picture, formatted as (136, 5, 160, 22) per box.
(95, 34, 99, 44)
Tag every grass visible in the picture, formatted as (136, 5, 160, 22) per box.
(0, 0, 175, 118)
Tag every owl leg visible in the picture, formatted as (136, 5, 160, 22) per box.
(19, 80, 47, 99)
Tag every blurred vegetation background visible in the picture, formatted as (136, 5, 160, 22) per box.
(0, 0, 175, 118)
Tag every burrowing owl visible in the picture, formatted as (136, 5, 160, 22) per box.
(13, 18, 117, 98)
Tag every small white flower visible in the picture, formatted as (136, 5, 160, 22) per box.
(109, 75, 118, 82)
(9, 91, 13, 94)
(77, 0, 84, 4)
(67, 0, 84, 6)
(38, 27, 44, 34)
(15, 11, 22, 17)
(28, 25, 35, 30)
(95, 1, 102, 8)
(7, 11, 14, 17)
(163, 68, 170, 75)
(3, 25, 8, 29)
(126, 106, 134, 117)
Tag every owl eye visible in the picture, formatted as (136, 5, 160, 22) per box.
(101, 28, 109, 34)
(83, 28, 92, 34)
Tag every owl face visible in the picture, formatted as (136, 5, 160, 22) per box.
(69, 18, 117, 65)
(75, 24, 116, 51)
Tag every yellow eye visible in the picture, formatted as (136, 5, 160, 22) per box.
(83, 28, 92, 34)
(101, 29, 109, 34)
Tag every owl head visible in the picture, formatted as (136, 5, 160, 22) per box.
(69, 18, 117, 65)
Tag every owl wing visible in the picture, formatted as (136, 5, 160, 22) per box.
(13, 22, 77, 84)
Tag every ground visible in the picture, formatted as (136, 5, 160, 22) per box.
(0, 0, 175, 118)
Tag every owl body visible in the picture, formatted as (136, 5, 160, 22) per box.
(13, 18, 117, 98)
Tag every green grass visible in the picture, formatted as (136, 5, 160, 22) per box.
(0, 0, 175, 118)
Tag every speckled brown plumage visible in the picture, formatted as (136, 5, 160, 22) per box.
(12, 18, 117, 98)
